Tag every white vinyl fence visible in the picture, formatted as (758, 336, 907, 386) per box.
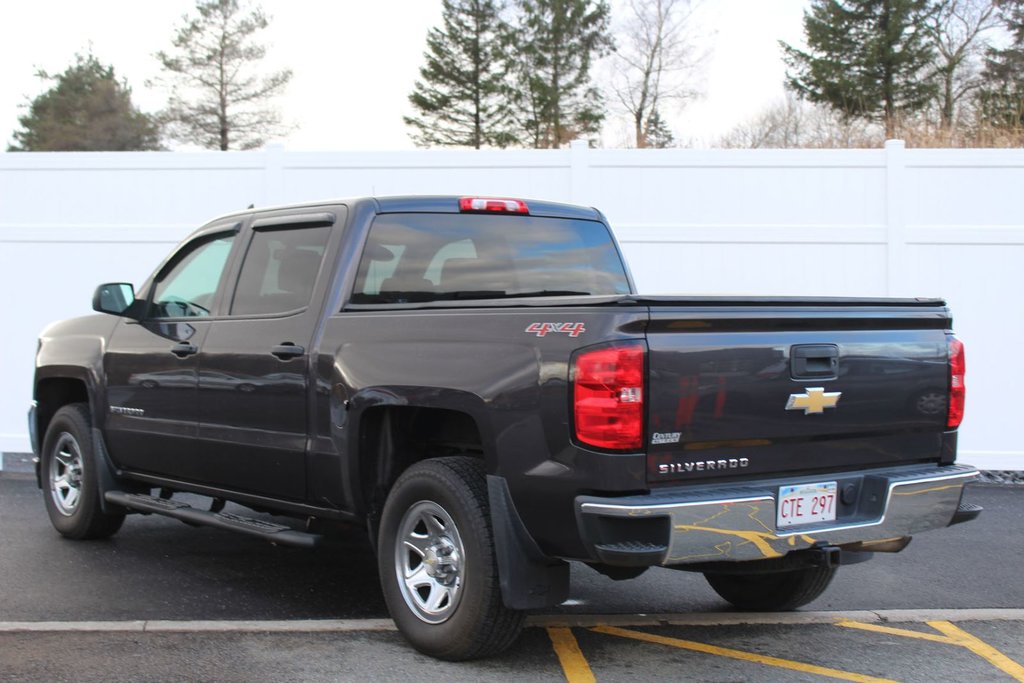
(1, 141, 1021, 470)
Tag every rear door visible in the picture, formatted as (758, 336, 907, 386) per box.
(192, 208, 343, 500)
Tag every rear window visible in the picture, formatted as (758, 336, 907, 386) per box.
(350, 213, 631, 304)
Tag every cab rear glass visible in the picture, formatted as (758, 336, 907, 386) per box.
(350, 213, 631, 304)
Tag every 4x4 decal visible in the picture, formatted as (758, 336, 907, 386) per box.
(525, 322, 586, 338)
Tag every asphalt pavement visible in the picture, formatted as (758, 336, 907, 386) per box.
(1, 475, 1021, 681)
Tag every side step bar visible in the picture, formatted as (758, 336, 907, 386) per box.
(104, 491, 322, 549)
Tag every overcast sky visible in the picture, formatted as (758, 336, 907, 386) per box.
(0, 0, 809, 151)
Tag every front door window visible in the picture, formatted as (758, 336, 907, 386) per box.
(150, 234, 235, 318)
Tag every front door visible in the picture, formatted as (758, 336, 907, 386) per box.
(104, 230, 237, 477)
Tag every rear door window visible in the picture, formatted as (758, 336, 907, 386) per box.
(230, 225, 331, 316)
(351, 214, 630, 304)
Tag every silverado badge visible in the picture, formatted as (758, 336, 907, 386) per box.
(786, 387, 841, 415)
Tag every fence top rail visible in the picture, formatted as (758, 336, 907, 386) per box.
(2, 145, 1023, 173)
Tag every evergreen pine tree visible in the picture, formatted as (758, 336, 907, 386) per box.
(781, 0, 937, 138)
(978, 0, 1024, 129)
(405, 0, 514, 148)
(642, 108, 676, 148)
(511, 0, 613, 148)
(9, 53, 162, 151)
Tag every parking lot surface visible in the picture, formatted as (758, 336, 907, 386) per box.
(1, 476, 1021, 681)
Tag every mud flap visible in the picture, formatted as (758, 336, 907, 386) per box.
(487, 475, 570, 610)
(91, 428, 127, 515)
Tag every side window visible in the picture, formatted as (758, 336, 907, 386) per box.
(230, 225, 331, 316)
(150, 234, 235, 318)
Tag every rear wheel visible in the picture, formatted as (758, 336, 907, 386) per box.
(378, 457, 524, 660)
(704, 565, 837, 611)
(41, 403, 125, 540)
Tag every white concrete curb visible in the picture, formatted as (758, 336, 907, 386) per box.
(1, 609, 1022, 633)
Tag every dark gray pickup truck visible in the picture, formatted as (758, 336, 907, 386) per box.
(31, 195, 979, 659)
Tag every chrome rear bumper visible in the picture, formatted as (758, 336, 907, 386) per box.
(576, 464, 978, 566)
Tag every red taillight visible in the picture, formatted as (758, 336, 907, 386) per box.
(947, 335, 966, 429)
(573, 343, 645, 450)
(458, 197, 530, 214)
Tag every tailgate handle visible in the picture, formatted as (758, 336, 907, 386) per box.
(791, 345, 839, 379)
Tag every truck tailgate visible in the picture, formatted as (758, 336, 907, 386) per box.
(643, 299, 952, 484)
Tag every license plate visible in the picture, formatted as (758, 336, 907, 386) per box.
(777, 481, 837, 528)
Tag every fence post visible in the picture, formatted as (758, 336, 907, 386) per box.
(884, 139, 907, 297)
(569, 139, 590, 205)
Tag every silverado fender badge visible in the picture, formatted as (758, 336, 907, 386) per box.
(786, 387, 841, 415)
(110, 406, 145, 417)
(525, 322, 585, 338)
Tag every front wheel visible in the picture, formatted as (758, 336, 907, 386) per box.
(704, 565, 837, 611)
(377, 457, 524, 660)
(40, 403, 125, 540)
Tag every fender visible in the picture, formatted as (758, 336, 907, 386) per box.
(33, 365, 97, 488)
(33, 313, 118, 486)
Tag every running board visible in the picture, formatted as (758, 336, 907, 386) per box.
(104, 491, 321, 549)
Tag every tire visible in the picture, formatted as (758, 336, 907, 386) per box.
(40, 403, 125, 540)
(704, 565, 837, 611)
(377, 457, 525, 660)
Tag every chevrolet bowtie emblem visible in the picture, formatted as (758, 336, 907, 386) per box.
(786, 387, 841, 414)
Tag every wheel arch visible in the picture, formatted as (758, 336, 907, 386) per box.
(352, 395, 490, 532)
(33, 370, 95, 487)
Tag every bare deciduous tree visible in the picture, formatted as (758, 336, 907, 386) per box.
(927, 0, 1000, 130)
(717, 95, 882, 149)
(611, 0, 706, 148)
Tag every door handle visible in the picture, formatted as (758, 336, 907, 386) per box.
(171, 342, 198, 358)
(271, 343, 305, 360)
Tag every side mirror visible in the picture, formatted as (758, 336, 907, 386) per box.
(93, 283, 136, 317)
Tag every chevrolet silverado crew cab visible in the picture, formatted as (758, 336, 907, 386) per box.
(31, 195, 980, 660)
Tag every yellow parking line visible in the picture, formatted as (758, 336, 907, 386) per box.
(837, 620, 1024, 682)
(547, 627, 596, 683)
(836, 621, 956, 645)
(592, 625, 896, 683)
(928, 621, 1024, 682)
